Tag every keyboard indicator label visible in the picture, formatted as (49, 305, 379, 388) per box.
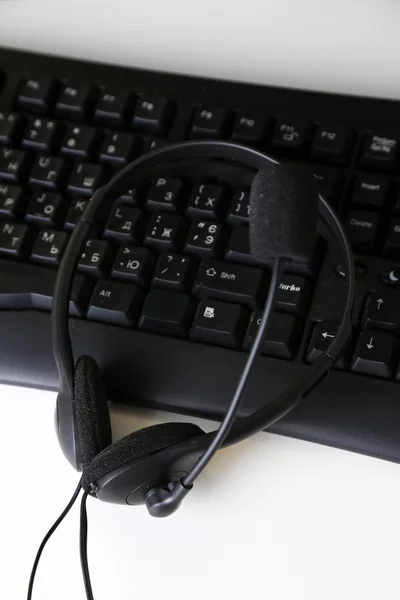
(203, 306, 215, 319)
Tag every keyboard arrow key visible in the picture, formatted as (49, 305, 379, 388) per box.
(351, 331, 398, 378)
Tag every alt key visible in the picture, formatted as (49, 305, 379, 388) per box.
(87, 280, 144, 326)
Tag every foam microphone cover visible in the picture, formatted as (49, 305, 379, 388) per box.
(249, 161, 319, 264)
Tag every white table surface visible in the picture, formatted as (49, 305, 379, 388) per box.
(1, 2, 400, 599)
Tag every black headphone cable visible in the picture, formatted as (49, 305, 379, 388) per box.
(27, 478, 82, 600)
(80, 488, 94, 600)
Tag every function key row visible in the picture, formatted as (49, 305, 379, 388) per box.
(15, 78, 175, 133)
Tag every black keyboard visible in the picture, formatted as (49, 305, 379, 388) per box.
(1, 47, 400, 464)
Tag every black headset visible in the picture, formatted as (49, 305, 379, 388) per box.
(51, 140, 355, 518)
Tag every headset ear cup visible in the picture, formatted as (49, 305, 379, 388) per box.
(74, 355, 112, 469)
(82, 422, 204, 490)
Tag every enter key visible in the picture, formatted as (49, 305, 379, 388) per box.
(193, 260, 265, 309)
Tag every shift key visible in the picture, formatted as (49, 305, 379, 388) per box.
(193, 260, 265, 309)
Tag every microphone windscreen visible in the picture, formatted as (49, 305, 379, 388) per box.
(249, 162, 319, 264)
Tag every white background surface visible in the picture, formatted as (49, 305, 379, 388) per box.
(1, 1, 400, 599)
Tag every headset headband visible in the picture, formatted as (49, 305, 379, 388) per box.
(52, 140, 355, 502)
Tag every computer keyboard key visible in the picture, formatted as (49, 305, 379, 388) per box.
(99, 132, 142, 167)
(243, 312, 303, 359)
(60, 125, 102, 159)
(312, 168, 343, 208)
(226, 190, 250, 226)
(344, 210, 378, 253)
(25, 191, 65, 226)
(393, 189, 400, 214)
(145, 213, 187, 252)
(276, 275, 311, 316)
(190, 299, 247, 348)
(16, 77, 59, 114)
(29, 156, 69, 190)
(384, 217, 400, 257)
(0, 222, 32, 258)
(78, 239, 113, 277)
(225, 226, 319, 277)
(187, 183, 225, 220)
(190, 106, 229, 138)
(0, 113, 24, 146)
(311, 125, 353, 164)
(152, 253, 196, 292)
(362, 291, 400, 331)
(351, 331, 398, 379)
(21, 117, 62, 152)
(360, 133, 398, 169)
(306, 322, 349, 368)
(64, 198, 88, 230)
(194, 260, 264, 309)
(224, 227, 256, 265)
(0, 184, 27, 219)
(69, 277, 95, 316)
(87, 280, 144, 326)
(119, 187, 141, 207)
(185, 220, 226, 259)
(306, 322, 339, 361)
(0, 148, 29, 183)
(103, 205, 146, 244)
(380, 269, 400, 287)
(271, 117, 309, 152)
(67, 162, 104, 197)
(146, 178, 184, 212)
(231, 111, 268, 145)
(112, 246, 156, 286)
(141, 137, 170, 154)
(132, 95, 175, 135)
(334, 261, 367, 281)
(55, 82, 98, 121)
(139, 289, 195, 338)
(94, 89, 133, 126)
(30, 229, 69, 266)
(351, 174, 389, 208)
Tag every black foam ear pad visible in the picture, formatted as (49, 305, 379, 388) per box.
(82, 422, 204, 490)
(74, 355, 112, 469)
